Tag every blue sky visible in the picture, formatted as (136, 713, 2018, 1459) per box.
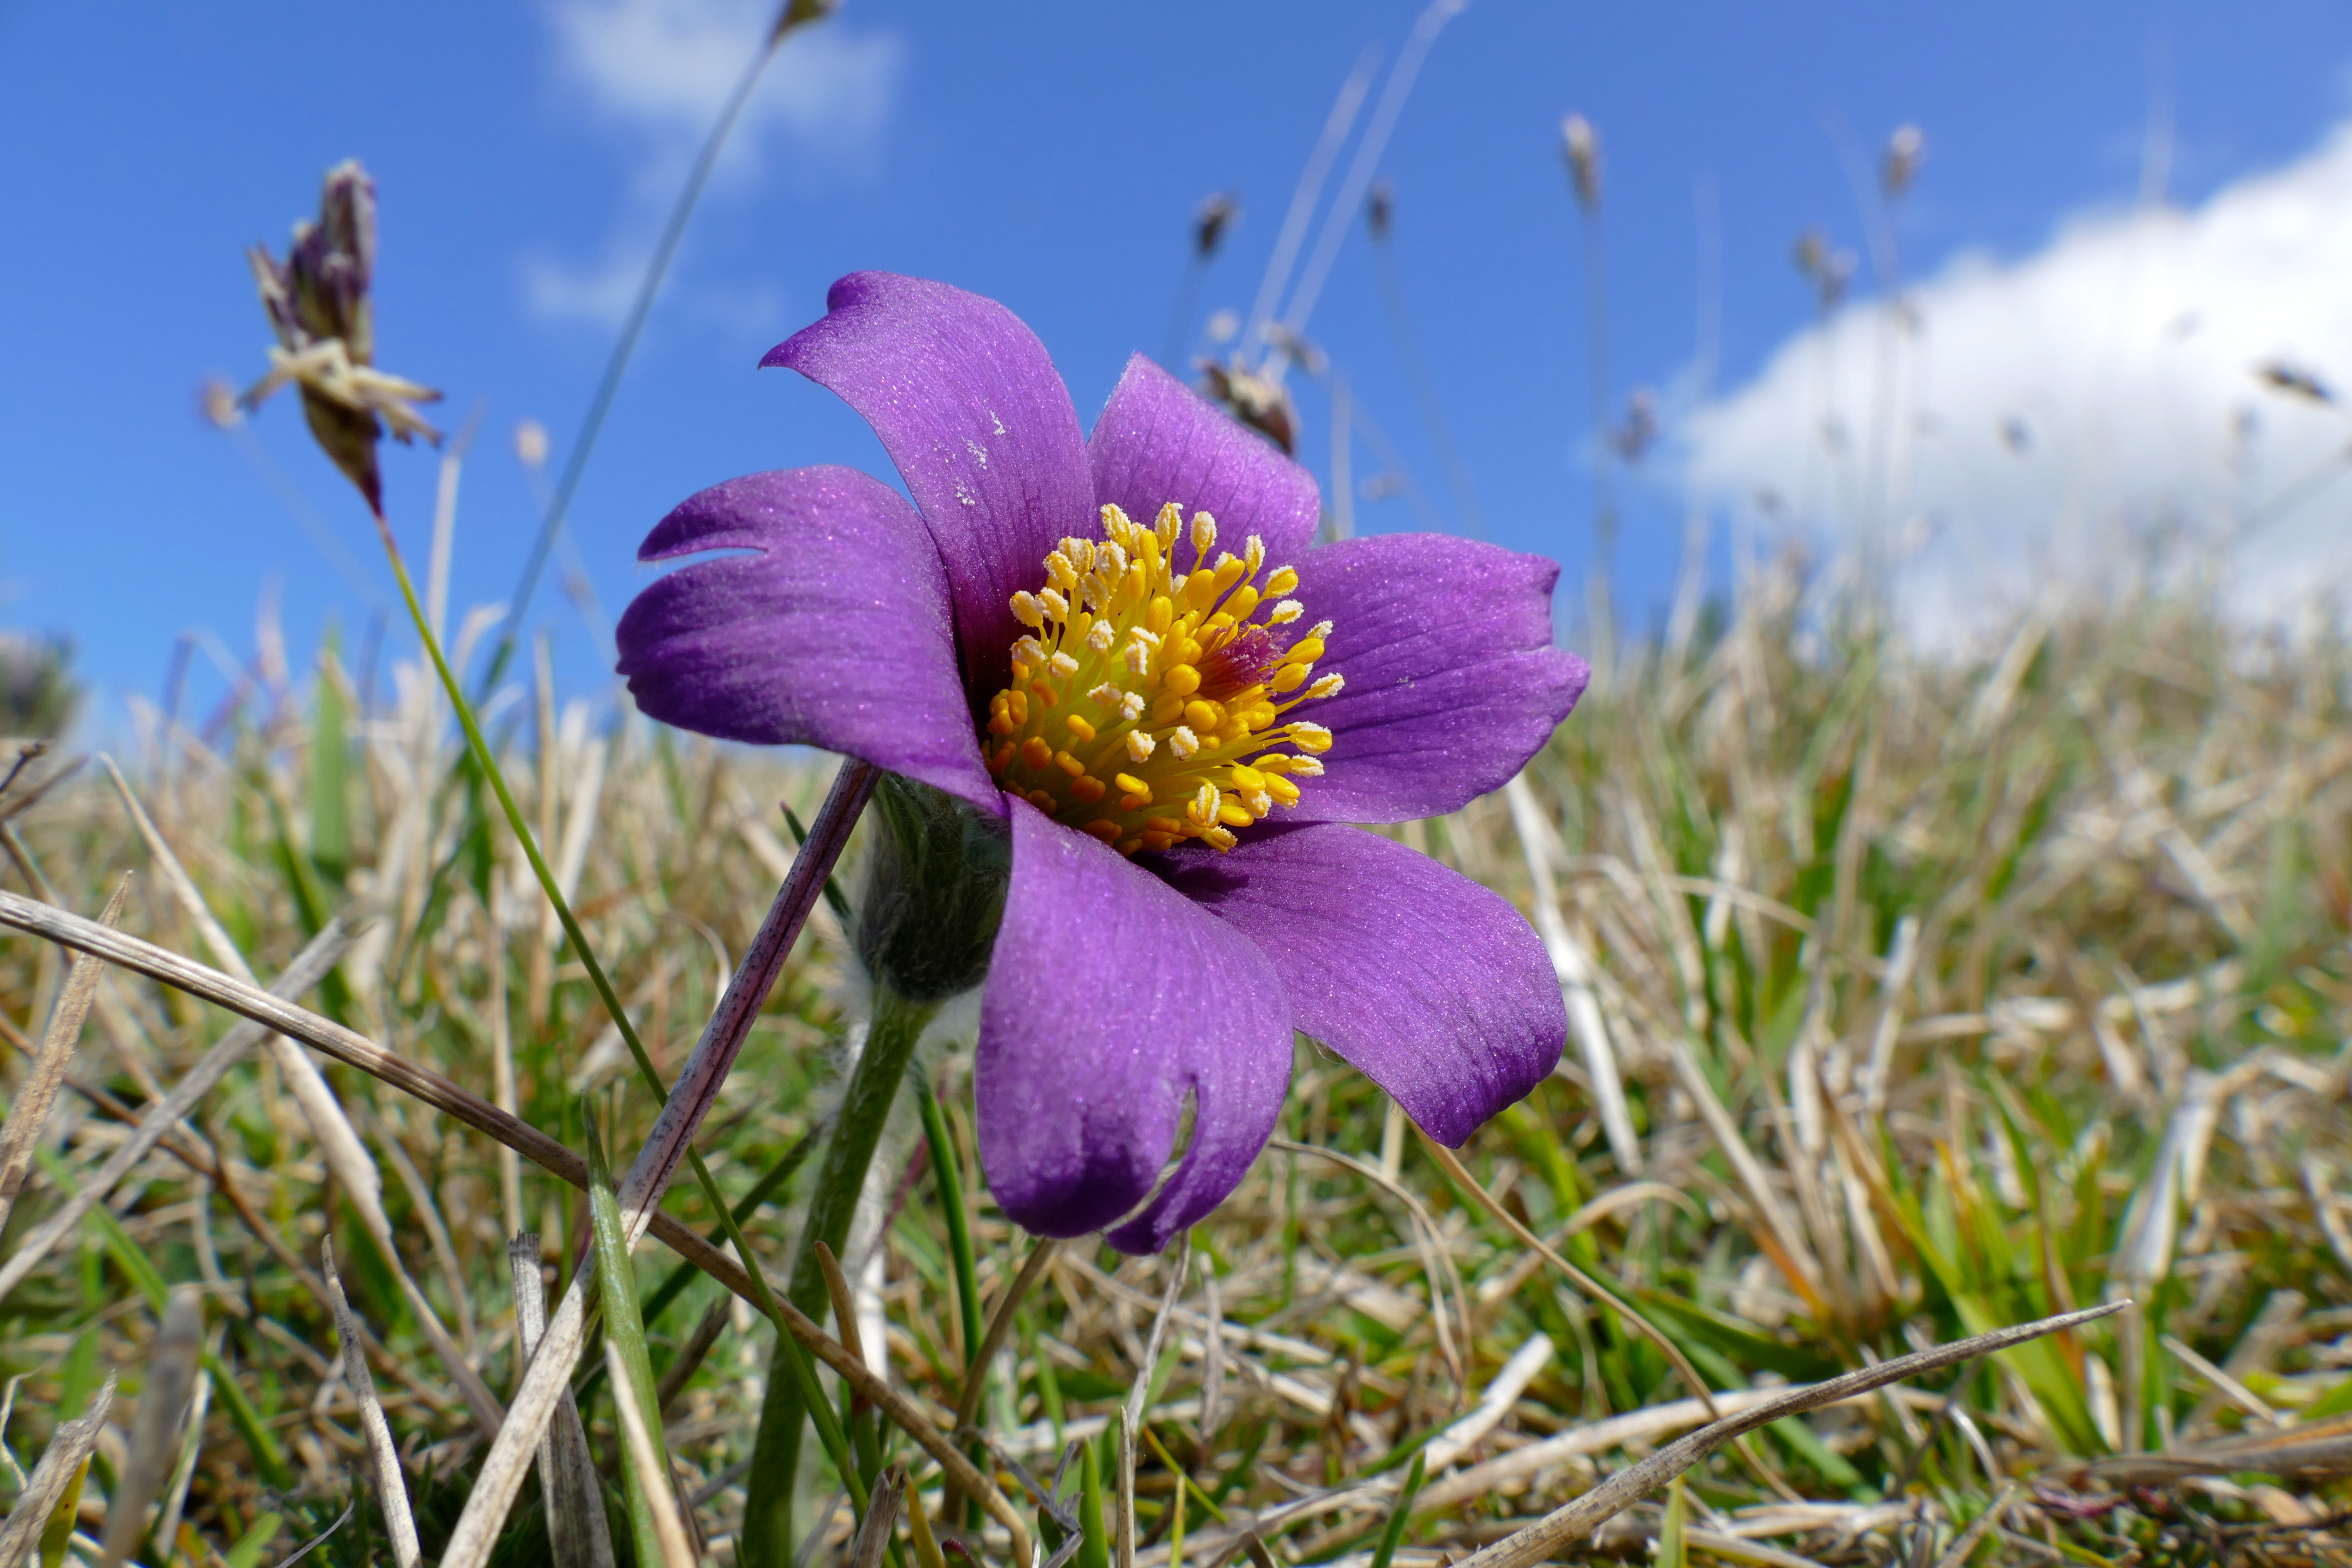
(7, 0, 2352, 723)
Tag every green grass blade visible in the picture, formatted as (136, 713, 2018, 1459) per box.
(588, 1116, 671, 1568)
(1369, 1451, 1425, 1568)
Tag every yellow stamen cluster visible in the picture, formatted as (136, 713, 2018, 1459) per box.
(984, 502, 1339, 854)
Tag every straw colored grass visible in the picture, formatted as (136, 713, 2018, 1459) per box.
(1, 554, 2349, 1568)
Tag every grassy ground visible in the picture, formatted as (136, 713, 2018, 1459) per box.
(1, 554, 2349, 1568)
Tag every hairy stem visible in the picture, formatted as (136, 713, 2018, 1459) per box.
(741, 983, 938, 1568)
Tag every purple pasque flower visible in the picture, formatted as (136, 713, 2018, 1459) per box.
(616, 273, 1589, 1253)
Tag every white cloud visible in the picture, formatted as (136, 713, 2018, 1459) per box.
(1686, 121, 2352, 649)
(529, 0, 903, 325)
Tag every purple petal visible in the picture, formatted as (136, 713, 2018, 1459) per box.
(1086, 354, 1322, 576)
(1163, 825, 1563, 1145)
(1283, 533, 1589, 824)
(765, 273, 1093, 698)
(616, 467, 998, 811)
(977, 800, 1293, 1253)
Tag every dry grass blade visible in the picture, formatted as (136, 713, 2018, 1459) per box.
(0, 917, 351, 1301)
(604, 1338, 698, 1568)
(1452, 1302, 2128, 1568)
(2072, 1413, 2352, 1485)
(324, 1243, 422, 1568)
(441, 763, 875, 1568)
(1929, 1482, 2018, 1568)
(0, 1374, 113, 1568)
(1504, 774, 1642, 1173)
(0, 872, 127, 1230)
(100, 1284, 204, 1568)
(1423, 1332, 1553, 1474)
(509, 1233, 614, 1568)
(100, 755, 506, 1433)
(851, 1463, 908, 1568)
(0, 876, 1017, 1540)
(621, 759, 876, 1225)
(1417, 1132, 1721, 1420)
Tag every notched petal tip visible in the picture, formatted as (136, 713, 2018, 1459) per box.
(978, 802, 1293, 1253)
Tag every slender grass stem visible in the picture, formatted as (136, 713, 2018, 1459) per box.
(479, 19, 796, 699)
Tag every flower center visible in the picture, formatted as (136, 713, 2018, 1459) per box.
(983, 502, 1340, 855)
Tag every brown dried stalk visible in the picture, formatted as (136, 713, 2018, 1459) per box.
(0, 883, 1033, 1562)
(1450, 1302, 2128, 1568)
(0, 873, 128, 1230)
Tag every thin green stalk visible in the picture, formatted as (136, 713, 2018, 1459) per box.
(588, 1119, 670, 1568)
(741, 984, 937, 1568)
(912, 1072, 983, 1378)
(478, 13, 797, 700)
(371, 521, 750, 1333)
(640, 1127, 819, 1329)
(913, 1069, 985, 1528)
(368, 510, 875, 1536)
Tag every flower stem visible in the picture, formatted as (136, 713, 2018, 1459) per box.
(741, 982, 937, 1568)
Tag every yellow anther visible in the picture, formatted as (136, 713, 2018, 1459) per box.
(983, 499, 1338, 855)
